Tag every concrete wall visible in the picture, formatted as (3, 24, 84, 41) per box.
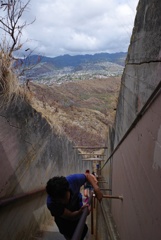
(114, 0, 161, 146)
(102, 0, 161, 239)
(0, 100, 90, 240)
(111, 90, 161, 240)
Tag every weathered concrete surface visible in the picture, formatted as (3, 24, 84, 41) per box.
(127, 0, 161, 63)
(114, 0, 161, 146)
(0, 100, 90, 240)
(102, 0, 161, 240)
(111, 91, 161, 240)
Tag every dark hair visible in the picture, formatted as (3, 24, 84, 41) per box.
(46, 176, 69, 199)
(85, 169, 90, 173)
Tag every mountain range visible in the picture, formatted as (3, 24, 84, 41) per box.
(23, 52, 127, 68)
(18, 52, 126, 83)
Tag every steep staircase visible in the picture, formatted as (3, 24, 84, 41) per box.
(32, 196, 96, 240)
(33, 217, 65, 240)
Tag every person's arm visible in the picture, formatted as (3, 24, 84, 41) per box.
(61, 205, 88, 221)
(85, 173, 103, 202)
(90, 173, 98, 184)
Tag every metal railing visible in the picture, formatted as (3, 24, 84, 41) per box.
(71, 191, 93, 240)
(71, 189, 123, 240)
(0, 187, 45, 207)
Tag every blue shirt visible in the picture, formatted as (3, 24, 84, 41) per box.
(46, 174, 87, 236)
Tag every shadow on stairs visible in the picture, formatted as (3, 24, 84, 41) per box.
(32, 211, 95, 240)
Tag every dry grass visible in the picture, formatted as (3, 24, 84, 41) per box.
(0, 52, 32, 109)
(0, 52, 20, 109)
(29, 77, 121, 153)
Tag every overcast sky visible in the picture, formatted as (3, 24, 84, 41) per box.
(18, 0, 138, 57)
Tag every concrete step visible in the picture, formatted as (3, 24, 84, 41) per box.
(32, 215, 95, 240)
(31, 217, 65, 240)
(35, 218, 65, 240)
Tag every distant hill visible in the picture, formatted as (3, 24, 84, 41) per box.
(17, 52, 126, 83)
(20, 52, 127, 68)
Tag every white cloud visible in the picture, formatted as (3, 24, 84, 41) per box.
(4, 0, 139, 57)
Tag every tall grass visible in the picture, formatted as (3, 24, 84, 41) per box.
(0, 52, 22, 109)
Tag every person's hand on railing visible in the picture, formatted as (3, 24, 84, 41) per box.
(94, 187, 103, 202)
(81, 203, 91, 215)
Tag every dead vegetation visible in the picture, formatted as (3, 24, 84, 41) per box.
(0, 52, 20, 108)
(29, 77, 121, 152)
(0, 0, 34, 109)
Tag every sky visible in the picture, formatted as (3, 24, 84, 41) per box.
(1, 0, 139, 57)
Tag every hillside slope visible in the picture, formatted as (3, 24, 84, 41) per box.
(29, 77, 121, 152)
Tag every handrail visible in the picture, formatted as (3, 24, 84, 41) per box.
(103, 195, 123, 200)
(102, 80, 161, 169)
(0, 187, 45, 207)
(91, 192, 94, 234)
(73, 146, 108, 149)
(71, 191, 93, 240)
(100, 188, 112, 191)
(71, 192, 122, 240)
